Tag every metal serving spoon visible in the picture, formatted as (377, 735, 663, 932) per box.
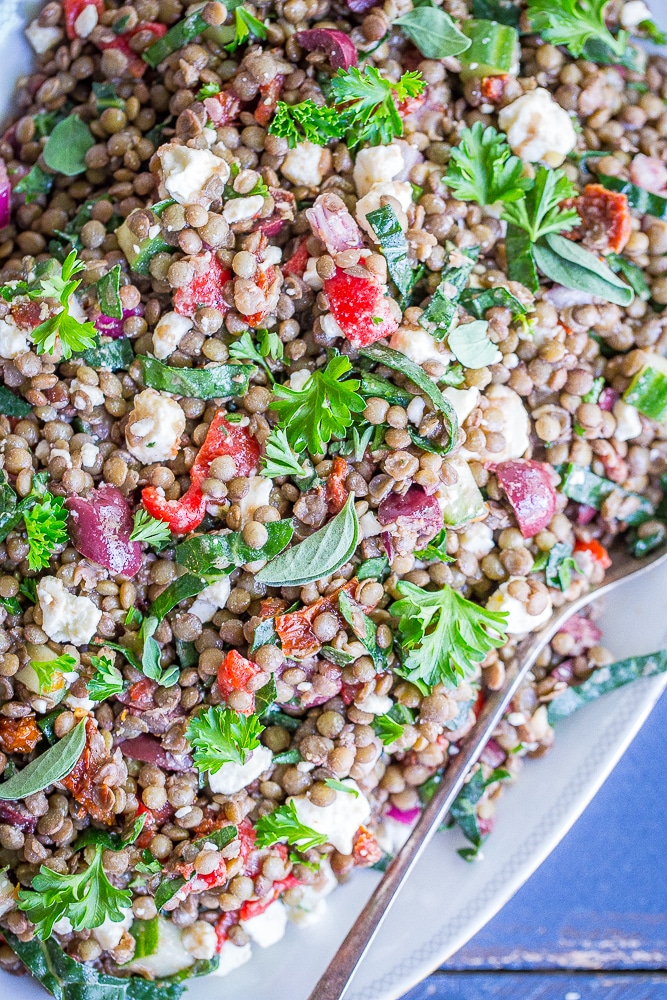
(308, 541, 667, 1000)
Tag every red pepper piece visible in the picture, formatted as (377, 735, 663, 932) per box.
(63, 0, 104, 40)
(141, 414, 259, 534)
(352, 826, 382, 867)
(238, 875, 301, 921)
(275, 580, 358, 660)
(97, 22, 167, 78)
(574, 538, 612, 569)
(326, 456, 349, 515)
(135, 800, 174, 848)
(323, 266, 399, 348)
(282, 237, 310, 278)
(481, 75, 510, 102)
(564, 184, 632, 254)
(217, 650, 261, 714)
(254, 76, 283, 127)
(173, 254, 232, 319)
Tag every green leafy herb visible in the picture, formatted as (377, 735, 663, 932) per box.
(582, 376, 605, 404)
(366, 203, 419, 304)
(31, 653, 77, 696)
(606, 253, 651, 300)
(130, 509, 173, 550)
(418, 245, 479, 339)
(135, 850, 162, 875)
(33, 108, 65, 138)
(154, 876, 188, 912)
(14, 164, 54, 204)
(338, 589, 386, 671)
(197, 82, 221, 100)
(96, 264, 122, 319)
(330, 67, 424, 149)
(226, 5, 267, 51)
(357, 555, 390, 581)
(270, 354, 365, 456)
(459, 285, 528, 319)
(559, 462, 653, 525)
(0, 595, 22, 615)
(502, 166, 579, 243)
(43, 115, 95, 176)
(324, 778, 359, 797)
(31, 250, 98, 359)
(532, 541, 581, 590)
(79, 336, 134, 371)
(415, 528, 454, 563)
(472, 0, 520, 26)
(175, 519, 294, 575)
(261, 427, 309, 479)
(23, 492, 69, 571)
(450, 765, 510, 860)
(0, 718, 86, 801)
(142, 9, 208, 68)
(0, 470, 48, 544)
(255, 675, 278, 718)
(139, 356, 254, 400)
(255, 800, 328, 849)
(533, 233, 635, 307)
(372, 713, 405, 745)
(273, 748, 302, 764)
(269, 100, 345, 149)
(88, 654, 126, 701)
(0, 385, 32, 417)
(391, 582, 508, 688)
(189, 825, 238, 855)
(228, 329, 282, 382)
(547, 648, 667, 723)
(20, 578, 38, 603)
(92, 81, 125, 111)
(525, 0, 627, 58)
(445, 123, 530, 207)
(257, 493, 359, 587)
(73, 815, 147, 853)
(448, 320, 500, 369)
(393, 5, 471, 59)
(186, 705, 264, 772)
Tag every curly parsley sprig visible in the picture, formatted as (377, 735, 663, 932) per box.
(30, 251, 98, 359)
(445, 122, 531, 207)
(23, 492, 69, 571)
(525, 0, 627, 58)
(186, 706, 264, 773)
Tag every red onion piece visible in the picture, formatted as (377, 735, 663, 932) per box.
(306, 194, 364, 255)
(386, 805, 421, 825)
(346, 0, 376, 11)
(494, 460, 557, 538)
(378, 485, 443, 552)
(119, 735, 192, 771)
(294, 29, 357, 70)
(543, 285, 596, 309)
(0, 801, 37, 831)
(0, 158, 11, 230)
(381, 530, 394, 562)
(94, 304, 143, 339)
(67, 484, 142, 577)
(480, 738, 507, 768)
(576, 504, 597, 526)
(630, 153, 667, 195)
(598, 387, 618, 412)
(551, 659, 574, 684)
(558, 614, 602, 648)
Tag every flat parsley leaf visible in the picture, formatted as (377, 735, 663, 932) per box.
(31, 250, 97, 359)
(255, 800, 328, 850)
(130, 508, 173, 550)
(30, 653, 77, 696)
(88, 654, 126, 701)
(186, 706, 264, 773)
(501, 166, 579, 242)
(445, 122, 530, 206)
(525, 0, 627, 58)
(330, 67, 424, 149)
(269, 100, 344, 149)
(261, 427, 309, 479)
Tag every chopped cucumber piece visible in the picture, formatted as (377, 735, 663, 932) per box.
(459, 19, 519, 79)
(116, 200, 175, 276)
(559, 463, 653, 525)
(438, 456, 486, 526)
(623, 353, 667, 422)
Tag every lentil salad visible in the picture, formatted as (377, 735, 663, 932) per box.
(0, 0, 667, 993)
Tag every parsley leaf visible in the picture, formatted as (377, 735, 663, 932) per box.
(186, 706, 264, 773)
(255, 800, 328, 850)
(445, 123, 530, 206)
(269, 100, 344, 149)
(31, 250, 97, 359)
(415, 527, 454, 563)
(330, 67, 424, 149)
(23, 492, 69, 571)
(501, 166, 579, 242)
(228, 328, 281, 382)
(261, 427, 309, 479)
(270, 355, 365, 456)
(372, 713, 405, 745)
(30, 653, 77, 696)
(17, 844, 131, 939)
(391, 582, 508, 688)
(130, 508, 173, 550)
(525, 0, 627, 58)
(225, 6, 267, 51)
(88, 654, 126, 701)
(197, 82, 221, 100)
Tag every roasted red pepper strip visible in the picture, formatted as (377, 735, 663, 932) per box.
(97, 22, 167, 78)
(141, 414, 259, 534)
(173, 254, 232, 319)
(352, 826, 383, 867)
(254, 76, 283, 127)
(217, 650, 261, 714)
(282, 237, 310, 278)
(275, 579, 358, 659)
(238, 875, 301, 921)
(63, 0, 104, 39)
(326, 456, 349, 515)
(574, 538, 612, 569)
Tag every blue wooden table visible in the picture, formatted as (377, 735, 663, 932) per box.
(400, 692, 667, 1000)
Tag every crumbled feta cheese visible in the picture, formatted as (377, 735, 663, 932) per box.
(127, 918, 194, 978)
(356, 181, 413, 239)
(189, 575, 231, 624)
(148, 224, 161, 240)
(223, 195, 265, 224)
(241, 901, 288, 948)
(152, 311, 193, 360)
(620, 0, 652, 28)
(71, 379, 105, 408)
(376, 815, 415, 856)
(289, 368, 312, 391)
(73, 3, 99, 37)
(207, 744, 273, 795)
(443, 386, 480, 427)
(80, 442, 100, 468)
(486, 576, 553, 634)
(51, 447, 72, 468)
(0, 871, 15, 917)
(53, 916, 73, 936)
(498, 88, 577, 168)
(389, 326, 446, 365)
(213, 941, 252, 976)
(406, 395, 425, 425)
(157, 144, 230, 206)
(290, 780, 371, 854)
(286, 858, 338, 927)
(613, 399, 642, 442)
(25, 20, 63, 53)
(64, 692, 97, 712)
(359, 510, 383, 538)
(92, 908, 133, 951)
(355, 692, 393, 715)
(303, 257, 323, 291)
(181, 921, 218, 960)
(320, 313, 345, 339)
(460, 384, 530, 462)
(353, 144, 405, 198)
(458, 520, 494, 558)
(237, 476, 271, 525)
(281, 141, 328, 188)
(0, 316, 30, 359)
(38, 577, 102, 646)
(125, 388, 185, 463)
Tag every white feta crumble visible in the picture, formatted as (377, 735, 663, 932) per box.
(359, 510, 383, 538)
(460, 384, 530, 462)
(73, 3, 99, 37)
(181, 921, 218, 960)
(458, 520, 494, 558)
(356, 181, 413, 239)
(152, 311, 193, 360)
(38, 577, 102, 646)
(127, 918, 194, 978)
(213, 941, 253, 976)
(125, 388, 185, 464)
(406, 395, 425, 425)
(207, 744, 273, 795)
(237, 476, 271, 525)
(0, 316, 30, 359)
(53, 916, 73, 936)
(189, 575, 231, 624)
(286, 858, 338, 927)
(389, 326, 446, 365)
(25, 20, 63, 53)
(240, 901, 288, 948)
(281, 141, 329, 188)
(157, 144, 230, 205)
(355, 692, 393, 715)
(443, 386, 480, 427)
(353, 144, 405, 198)
(92, 908, 133, 951)
(303, 256, 323, 291)
(148, 224, 161, 239)
(80, 442, 100, 467)
(71, 379, 105, 408)
(289, 368, 312, 391)
(376, 815, 416, 856)
(613, 399, 642, 442)
(620, 0, 652, 27)
(223, 195, 265, 224)
(290, 780, 371, 855)
(498, 88, 577, 168)
(486, 576, 553, 634)
(64, 692, 97, 712)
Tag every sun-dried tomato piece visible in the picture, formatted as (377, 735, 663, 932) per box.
(217, 650, 261, 714)
(238, 875, 301, 921)
(282, 237, 310, 278)
(352, 826, 383, 867)
(326, 456, 349, 515)
(274, 580, 358, 660)
(481, 75, 510, 103)
(0, 715, 41, 754)
(61, 718, 116, 825)
(254, 76, 283, 126)
(565, 183, 632, 254)
(135, 799, 175, 848)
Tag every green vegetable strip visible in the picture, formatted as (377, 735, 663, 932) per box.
(559, 462, 653, 525)
(459, 286, 528, 319)
(0, 385, 31, 417)
(140, 356, 254, 400)
(359, 370, 413, 406)
(366, 204, 418, 303)
(78, 337, 134, 371)
(506, 224, 539, 292)
(419, 246, 479, 338)
(598, 173, 667, 221)
(143, 11, 209, 67)
(459, 18, 519, 77)
(547, 649, 667, 724)
(175, 520, 294, 575)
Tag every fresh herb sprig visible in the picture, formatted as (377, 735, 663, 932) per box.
(87, 654, 126, 701)
(501, 166, 579, 244)
(445, 122, 530, 206)
(525, 0, 627, 58)
(23, 492, 69, 571)
(130, 509, 173, 550)
(186, 706, 264, 773)
(30, 251, 98, 359)
(261, 427, 309, 479)
(255, 800, 328, 850)
(30, 653, 76, 696)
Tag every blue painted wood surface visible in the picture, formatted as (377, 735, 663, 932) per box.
(400, 691, 667, 999)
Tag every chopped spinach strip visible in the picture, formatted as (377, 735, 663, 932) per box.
(140, 356, 254, 399)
